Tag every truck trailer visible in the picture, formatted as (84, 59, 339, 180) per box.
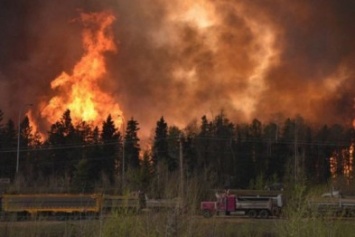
(201, 193, 277, 218)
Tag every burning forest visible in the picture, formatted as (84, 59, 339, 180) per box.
(0, 0, 355, 189)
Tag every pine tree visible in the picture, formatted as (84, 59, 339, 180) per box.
(124, 117, 140, 169)
(195, 115, 213, 179)
(140, 150, 153, 190)
(167, 126, 180, 172)
(152, 117, 169, 169)
(249, 119, 265, 183)
(183, 134, 197, 176)
(182, 120, 198, 176)
(312, 125, 332, 183)
(87, 126, 103, 181)
(46, 109, 76, 177)
(18, 116, 34, 176)
(211, 112, 235, 187)
(264, 122, 283, 180)
(235, 123, 254, 188)
(101, 114, 121, 183)
(0, 119, 16, 179)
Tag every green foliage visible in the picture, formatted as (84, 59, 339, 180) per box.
(0, 119, 17, 179)
(152, 117, 170, 170)
(139, 150, 153, 189)
(124, 117, 141, 169)
(71, 159, 94, 193)
(101, 114, 121, 183)
(248, 173, 265, 190)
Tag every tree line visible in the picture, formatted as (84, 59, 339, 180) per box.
(0, 108, 354, 194)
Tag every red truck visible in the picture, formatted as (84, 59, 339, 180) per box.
(201, 193, 277, 218)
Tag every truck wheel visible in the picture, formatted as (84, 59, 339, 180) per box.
(247, 210, 257, 218)
(202, 210, 213, 218)
(259, 210, 269, 219)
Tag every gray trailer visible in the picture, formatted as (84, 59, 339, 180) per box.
(309, 197, 355, 217)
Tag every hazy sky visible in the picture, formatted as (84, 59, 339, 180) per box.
(0, 0, 354, 138)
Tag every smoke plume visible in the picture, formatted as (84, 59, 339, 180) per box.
(1, 0, 355, 138)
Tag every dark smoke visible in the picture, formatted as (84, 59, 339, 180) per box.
(1, 0, 355, 138)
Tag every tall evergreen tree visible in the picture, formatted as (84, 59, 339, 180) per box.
(264, 122, 283, 180)
(0, 119, 16, 179)
(182, 120, 198, 176)
(87, 126, 103, 181)
(235, 123, 254, 188)
(46, 109, 76, 177)
(249, 119, 265, 179)
(195, 115, 213, 179)
(101, 114, 121, 183)
(312, 125, 332, 183)
(124, 118, 140, 169)
(67, 121, 96, 189)
(183, 134, 198, 176)
(140, 150, 153, 190)
(152, 117, 169, 169)
(0, 109, 6, 177)
(279, 118, 297, 183)
(167, 126, 180, 172)
(18, 116, 35, 175)
(211, 112, 235, 187)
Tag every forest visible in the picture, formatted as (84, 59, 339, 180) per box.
(0, 108, 354, 195)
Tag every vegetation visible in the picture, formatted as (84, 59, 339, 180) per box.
(1, 108, 354, 194)
(2, 207, 355, 237)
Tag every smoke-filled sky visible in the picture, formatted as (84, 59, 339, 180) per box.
(0, 0, 355, 138)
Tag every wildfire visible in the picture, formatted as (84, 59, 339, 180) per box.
(330, 144, 354, 181)
(41, 11, 123, 130)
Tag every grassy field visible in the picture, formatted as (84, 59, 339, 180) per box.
(1, 213, 355, 237)
(0, 216, 274, 237)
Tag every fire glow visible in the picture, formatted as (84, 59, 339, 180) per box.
(41, 11, 123, 129)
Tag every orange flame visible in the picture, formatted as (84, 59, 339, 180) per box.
(41, 11, 123, 129)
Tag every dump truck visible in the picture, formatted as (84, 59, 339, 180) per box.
(309, 196, 355, 217)
(201, 193, 277, 218)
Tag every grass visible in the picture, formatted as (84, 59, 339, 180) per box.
(2, 212, 355, 237)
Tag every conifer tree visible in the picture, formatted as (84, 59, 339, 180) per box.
(87, 126, 102, 181)
(18, 116, 34, 175)
(152, 117, 169, 169)
(211, 112, 235, 186)
(167, 126, 180, 171)
(140, 150, 153, 189)
(0, 119, 16, 179)
(195, 115, 213, 179)
(124, 117, 140, 169)
(46, 109, 76, 177)
(101, 114, 121, 183)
